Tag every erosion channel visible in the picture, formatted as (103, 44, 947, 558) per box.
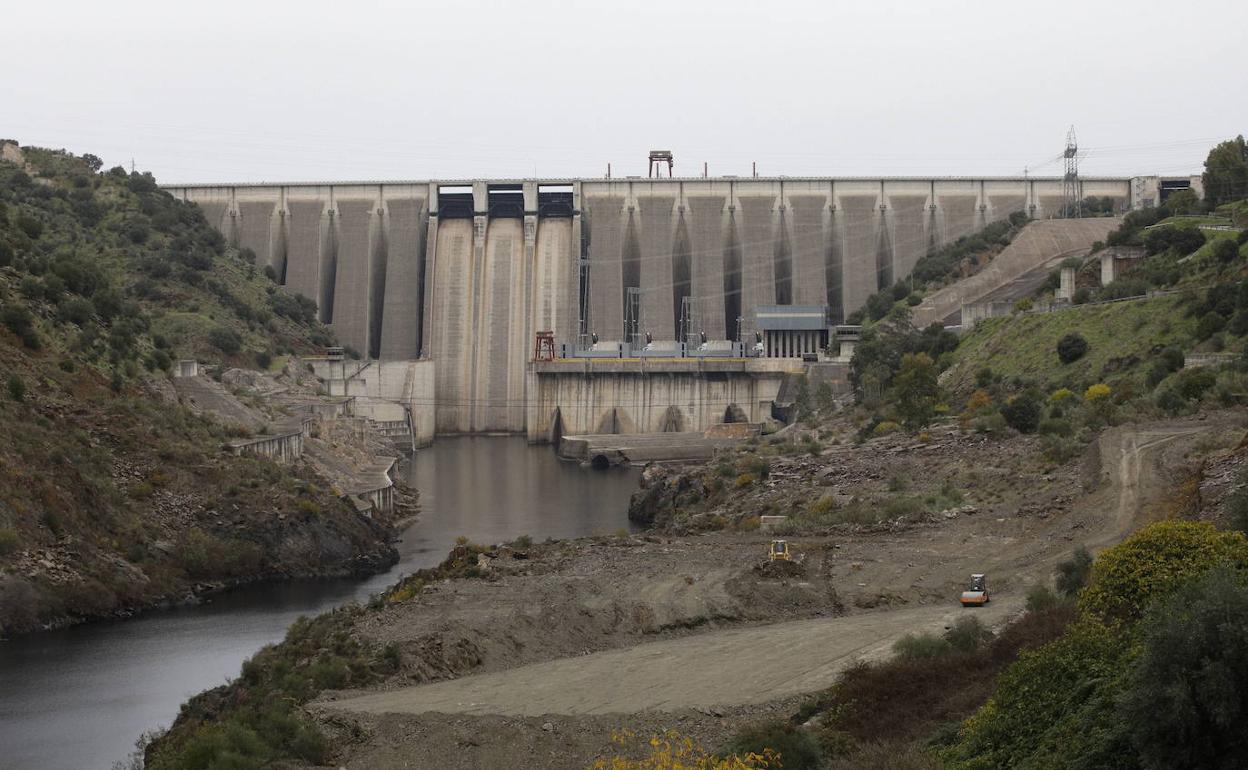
(0, 437, 641, 770)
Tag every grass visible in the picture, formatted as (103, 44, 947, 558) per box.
(947, 294, 1196, 393)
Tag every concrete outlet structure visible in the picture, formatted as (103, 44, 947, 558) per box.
(164, 174, 1167, 441)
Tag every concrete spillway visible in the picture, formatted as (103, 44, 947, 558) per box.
(165, 174, 1150, 437)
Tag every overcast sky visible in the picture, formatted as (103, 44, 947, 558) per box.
(4, 0, 1245, 184)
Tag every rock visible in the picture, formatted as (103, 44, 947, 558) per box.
(541, 722, 554, 732)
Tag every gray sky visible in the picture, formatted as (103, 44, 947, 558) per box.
(4, 0, 1244, 184)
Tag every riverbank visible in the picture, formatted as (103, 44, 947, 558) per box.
(0, 437, 640, 769)
(145, 414, 1244, 769)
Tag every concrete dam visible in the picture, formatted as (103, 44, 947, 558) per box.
(166, 175, 1138, 437)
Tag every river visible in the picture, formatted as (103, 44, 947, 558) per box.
(0, 436, 641, 769)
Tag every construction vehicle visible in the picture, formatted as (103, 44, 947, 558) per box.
(960, 573, 990, 606)
(768, 540, 791, 561)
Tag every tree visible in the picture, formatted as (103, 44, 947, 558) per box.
(1079, 520, 1248, 623)
(1164, 188, 1200, 215)
(1119, 569, 1248, 770)
(1202, 135, 1248, 207)
(891, 352, 940, 429)
(1056, 333, 1088, 364)
(81, 153, 103, 173)
(1212, 238, 1240, 264)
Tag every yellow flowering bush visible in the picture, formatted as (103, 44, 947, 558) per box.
(1083, 383, 1111, 403)
(588, 730, 777, 770)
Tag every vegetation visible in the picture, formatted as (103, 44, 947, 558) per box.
(148, 606, 400, 770)
(589, 731, 778, 770)
(942, 521, 1248, 769)
(849, 213, 1029, 324)
(1055, 332, 1088, 364)
(0, 144, 378, 636)
(773, 602, 1074, 767)
(151, 542, 491, 768)
(1203, 135, 1248, 207)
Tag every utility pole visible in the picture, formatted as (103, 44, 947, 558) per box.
(1061, 126, 1079, 218)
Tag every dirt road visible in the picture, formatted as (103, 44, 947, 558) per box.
(327, 422, 1211, 721)
(331, 601, 1016, 717)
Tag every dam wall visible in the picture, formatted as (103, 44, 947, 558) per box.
(167, 175, 1136, 436)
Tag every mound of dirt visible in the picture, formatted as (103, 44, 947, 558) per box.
(752, 558, 807, 579)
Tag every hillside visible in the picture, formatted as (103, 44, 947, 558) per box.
(0, 144, 397, 636)
(946, 294, 1198, 393)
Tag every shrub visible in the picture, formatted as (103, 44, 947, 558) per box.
(942, 620, 1130, 770)
(1056, 333, 1089, 364)
(1080, 521, 1248, 623)
(739, 455, 771, 479)
(1197, 311, 1227, 340)
(1084, 382, 1111, 404)
(945, 615, 991, 652)
(1156, 386, 1188, 415)
(207, 326, 242, 355)
(1048, 387, 1075, 404)
(1118, 569, 1248, 770)
(872, 420, 901, 436)
(16, 214, 43, 239)
(723, 721, 821, 770)
(0, 528, 21, 556)
(2, 305, 33, 336)
(971, 411, 1008, 437)
(1001, 390, 1043, 434)
(595, 731, 775, 770)
(58, 296, 95, 325)
(734, 473, 756, 489)
(1227, 469, 1248, 535)
(1025, 584, 1060, 613)
(1055, 546, 1093, 597)
(1071, 287, 1091, 305)
(255, 350, 272, 370)
(1037, 418, 1072, 437)
(893, 632, 951, 661)
(7, 374, 25, 402)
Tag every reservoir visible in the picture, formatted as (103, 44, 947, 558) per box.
(0, 437, 641, 769)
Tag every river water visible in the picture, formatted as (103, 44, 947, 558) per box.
(0, 436, 641, 770)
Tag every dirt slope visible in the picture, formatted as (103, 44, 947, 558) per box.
(314, 418, 1230, 770)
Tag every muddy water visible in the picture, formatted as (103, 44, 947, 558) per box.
(0, 436, 640, 770)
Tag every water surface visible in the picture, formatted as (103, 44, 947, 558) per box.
(0, 436, 640, 769)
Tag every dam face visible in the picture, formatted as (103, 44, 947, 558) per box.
(167, 176, 1135, 434)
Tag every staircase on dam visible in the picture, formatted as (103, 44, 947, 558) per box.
(911, 218, 1122, 328)
(167, 176, 1147, 437)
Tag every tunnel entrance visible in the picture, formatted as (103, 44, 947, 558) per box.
(437, 185, 475, 218)
(488, 184, 524, 218)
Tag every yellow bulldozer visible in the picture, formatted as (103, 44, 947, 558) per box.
(768, 540, 792, 561)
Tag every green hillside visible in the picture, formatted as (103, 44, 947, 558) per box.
(0, 144, 393, 636)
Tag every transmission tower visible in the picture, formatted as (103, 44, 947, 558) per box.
(1061, 126, 1080, 218)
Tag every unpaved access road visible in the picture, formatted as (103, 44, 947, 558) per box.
(331, 600, 1016, 717)
(327, 422, 1211, 720)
